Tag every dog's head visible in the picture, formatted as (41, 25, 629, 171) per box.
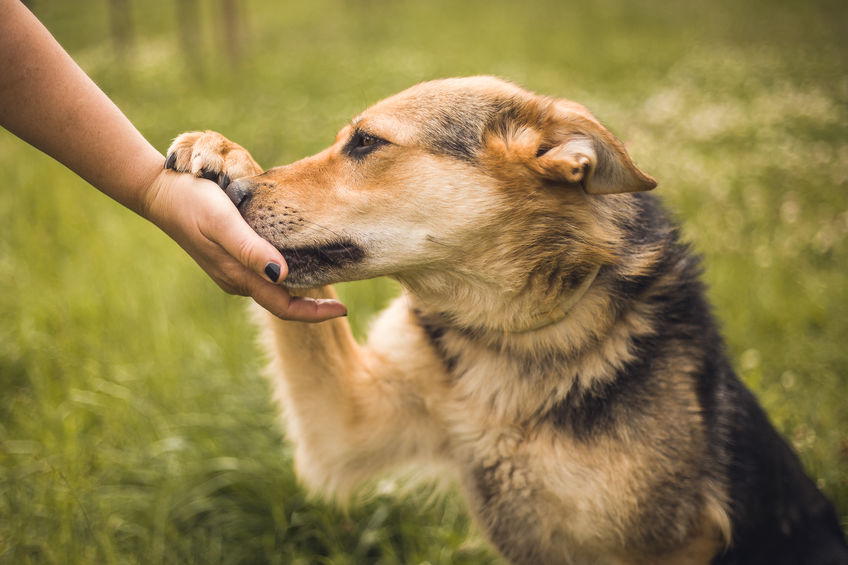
(228, 76, 655, 290)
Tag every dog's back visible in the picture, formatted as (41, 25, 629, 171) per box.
(614, 196, 848, 564)
(717, 380, 848, 564)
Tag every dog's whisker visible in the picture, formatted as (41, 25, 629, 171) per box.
(298, 218, 347, 240)
(297, 218, 360, 261)
(424, 234, 453, 248)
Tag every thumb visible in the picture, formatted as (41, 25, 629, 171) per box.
(205, 205, 289, 284)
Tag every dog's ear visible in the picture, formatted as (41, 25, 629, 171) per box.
(533, 113, 657, 195)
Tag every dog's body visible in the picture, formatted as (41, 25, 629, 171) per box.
(167, 77, 848, 564)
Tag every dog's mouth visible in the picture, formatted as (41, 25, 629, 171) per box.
(276, 239, 366, 286)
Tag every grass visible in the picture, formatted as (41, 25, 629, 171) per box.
(1, 0, 846, 562)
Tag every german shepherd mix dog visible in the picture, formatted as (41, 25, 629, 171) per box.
(166, 77, 848, 564)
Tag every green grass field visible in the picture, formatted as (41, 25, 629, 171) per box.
(1, 0, 846, 562)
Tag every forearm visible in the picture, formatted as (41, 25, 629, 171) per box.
(0, 0, 163, 215)
(0, 4, 349, 322)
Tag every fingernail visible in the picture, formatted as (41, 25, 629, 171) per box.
(264, 262, 281, 283)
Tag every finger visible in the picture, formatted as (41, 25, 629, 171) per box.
(201, 198, 290, 285)
(248, 276, 348, 322)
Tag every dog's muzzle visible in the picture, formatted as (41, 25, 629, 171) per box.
(224, 178, 254, 209)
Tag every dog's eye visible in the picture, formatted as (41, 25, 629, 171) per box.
(345, 131, 389, 159)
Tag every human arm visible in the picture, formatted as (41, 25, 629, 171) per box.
(0, 0, 345, 321)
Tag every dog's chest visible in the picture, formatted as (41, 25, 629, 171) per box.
(443, 406, 640, 563)
(426, 343, 665, 561)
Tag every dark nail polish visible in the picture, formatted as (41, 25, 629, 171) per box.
(264, 262, 281, 282)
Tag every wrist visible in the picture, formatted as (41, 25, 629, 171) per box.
(138, 165, 177, 230)
(118, 145, 167, 218)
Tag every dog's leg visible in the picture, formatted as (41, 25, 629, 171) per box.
(166, 130, 263, 182)
(166, 131, 446, 497)
(260, 293, 446, 497)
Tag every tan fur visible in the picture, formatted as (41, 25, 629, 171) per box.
(167, 77, 731, 564)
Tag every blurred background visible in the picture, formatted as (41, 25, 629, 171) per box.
(1, 0, 846, 563)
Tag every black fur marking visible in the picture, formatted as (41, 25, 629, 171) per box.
(417, 96, 530, 163)
(423, 108, 488, 162)
(412, 309, 460, 375)
(409, 186, 848, 558)
(541, 191, 848, 559)
(276, 240, 365, 281)
(714, 379, 848, 564)
(535, 144, 553, 158)
(548, 331, 668, 442)
(413, 93, 552, 165)
(468, 463, 549, 564)
(485, 97, 546, 142)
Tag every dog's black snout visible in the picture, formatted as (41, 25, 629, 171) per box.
(224, 179, 254, 209)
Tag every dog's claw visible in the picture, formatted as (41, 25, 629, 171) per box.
(199, 167, 219, 183)
(165, 151, 177, 170)
(165, 130, 262, 188)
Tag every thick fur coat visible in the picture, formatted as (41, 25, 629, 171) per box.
(166, 77, 848, 564)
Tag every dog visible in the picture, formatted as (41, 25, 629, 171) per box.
(165, 76, 848, 564)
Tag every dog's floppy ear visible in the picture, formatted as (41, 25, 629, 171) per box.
(534, 113, 657, 195)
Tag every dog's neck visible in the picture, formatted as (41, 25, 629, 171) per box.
(402, 263, 603, 337)
(503, 263, 601, 334)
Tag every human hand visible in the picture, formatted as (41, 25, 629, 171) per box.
(141, 166, 347, 322)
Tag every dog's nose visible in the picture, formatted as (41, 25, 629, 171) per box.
(224, 178, 254, 208)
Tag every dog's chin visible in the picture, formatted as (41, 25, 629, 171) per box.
(275, 239, 366, 288)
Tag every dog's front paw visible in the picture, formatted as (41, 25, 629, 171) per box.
(165, 130, 262, 190)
